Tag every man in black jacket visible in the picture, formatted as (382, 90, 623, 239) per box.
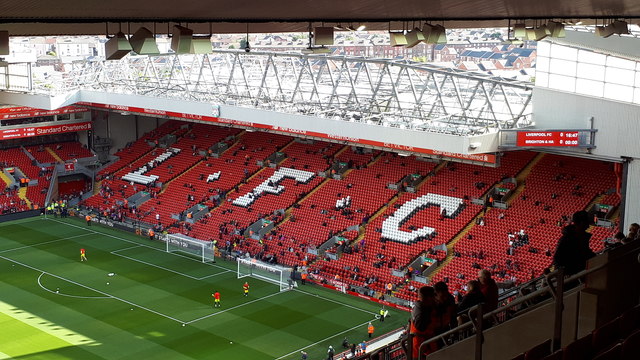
(553, 210, 596, 275)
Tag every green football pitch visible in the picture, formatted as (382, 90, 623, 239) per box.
(0, 217, 405, 359)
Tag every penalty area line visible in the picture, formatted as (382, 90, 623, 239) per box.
(110, 250, 213, 280)
(185, 291, 283, 325)
(0, 254, 184, 324)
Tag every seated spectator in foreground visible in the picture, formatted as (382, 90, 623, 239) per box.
(626, 223, 639, 243)
(457, 280, 485, 326)
(478, 269, 499, 312)
(434, 281, 457, 333)
(410, 286, 440, 360)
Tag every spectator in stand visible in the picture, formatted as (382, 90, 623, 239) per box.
(410, 286, 440, 360)
(434, 281, 457, 333)
(626, 223, 639, 243)
(478, 269, 499, 312)
(456, 280, 485, 326)
(553, 210, 596, 276)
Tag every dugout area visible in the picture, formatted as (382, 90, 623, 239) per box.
(0, 216, 404, 360)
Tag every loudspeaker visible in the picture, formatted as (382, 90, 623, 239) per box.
(513, 24, 527, 39)
(547, 21, 566, 38)
(390, 32, 407, 46)
(611, 20, 629, 35)
(171, 25, 193, 54)
(105, 32, 132, 60)
(433, 25, 447, 44)
(190, 36, 212, 54)
(0, 31, 8, 56)
(597, 24, 616, 38)
(534, 25, 550, 41)
(129, 27, 159, 55)
(405, 28, 425, 48)
(314, 27, 334, 46)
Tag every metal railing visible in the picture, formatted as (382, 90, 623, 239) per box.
(402, 244, 640, 360)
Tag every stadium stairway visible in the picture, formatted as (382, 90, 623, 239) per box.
(331, 144, 352, 160)
(18, 187, 32, 208)
(243, 143, 347, 231)
(45, 147, 64, 163)
(158, 157, 205, 195)
(427, 209, 488, 280)
(506, 152, 546, 205)
(93, 180, 102, 195)
(0, 171, 12, 188)
(516, 152, 546, 183)
(279, 176, 334, 227)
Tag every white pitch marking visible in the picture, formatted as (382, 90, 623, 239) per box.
(110, 250, 229, 281)
(37, 273, 111, 299)
(293, 288, 377, 315)
(0, 254, 184, 324)
(185, 291, 284, 325)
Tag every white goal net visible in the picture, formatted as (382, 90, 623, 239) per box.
(165, 233, 215, 263)
(237, 257, 292, 292)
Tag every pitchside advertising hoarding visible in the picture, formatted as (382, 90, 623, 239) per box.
(516, 131, 580, 147)
(0, 121, 92, 140)
(77, 101, 498, 164)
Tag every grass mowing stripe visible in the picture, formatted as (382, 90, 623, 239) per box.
(274, 319, 373, 360)
(185, 291, 284, 325)
(0, 253, 185, 324)
(109, 250, 232, 280)
(110, 244, 143, 253)
(0, 233, 93, 254)
(293, 288, 378, 316)
(49, 219, 233, 273)
(110, 250, 209, 280)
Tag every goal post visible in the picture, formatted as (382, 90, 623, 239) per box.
(165, 233, 215, 263)
(237, 257, 292, 292)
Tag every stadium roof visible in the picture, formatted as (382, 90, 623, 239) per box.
(0, 0, 639, 35)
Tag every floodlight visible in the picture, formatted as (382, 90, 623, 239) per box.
(0, 31, 8, 55)
(129, 27, 159, 55)
(405, 27, 425, 48)
(191, 36, 212, 54)
(534, 25, 549, 41)
(513, 24, 527, 39)
(105, 32, 132, 60)
(171, 25, 193, 54)
(546, 21, 566, 38)
(611, 20, 629, 35)
(389, 32, 407, 46)
(597, 24, 616, 38)
(433, 24, 447, 44)
(314, 27, 334, 46)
